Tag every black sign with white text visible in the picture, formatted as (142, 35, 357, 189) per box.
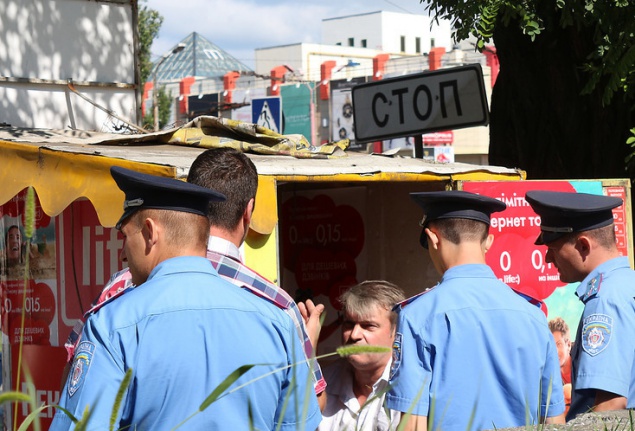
(352, 64, 489, 143)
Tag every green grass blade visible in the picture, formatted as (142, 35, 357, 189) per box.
(466, 396, 478, 431)
(428, 395, 436, 431)
(109, 368, 133, 431)
(300, 354, 315, 431)
(49, 405, 80, 424)
(17, 405, 54, 431)
(247, 398, 255, 431)
(20, 371, 41, 431)
(199, 364, 257, 411)
(396, 378, 427, 431)
(0, 392, 32, 404)
(70, 405, 94, 431)
(336, 345, 391, 356)
(274, 369, 295, 431)
(358, 384, 391, 413)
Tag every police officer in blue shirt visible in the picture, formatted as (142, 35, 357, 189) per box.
(50, 167, 321, 431)
(526, 190, 635, 420)
(386, 190, 565, 431)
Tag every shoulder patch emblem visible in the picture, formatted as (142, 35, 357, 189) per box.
(390, 332, 403, 381)
(68, 341, 95, 397)
(581, 314, 612, 356)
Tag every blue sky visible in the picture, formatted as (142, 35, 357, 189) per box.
(148, 0, 426, 68)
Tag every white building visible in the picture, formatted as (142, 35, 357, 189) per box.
(251, 11, 491, 163)
(322, 11, 453, 54)
(154, 11, 494, 164)
(255, 10, 454, 81)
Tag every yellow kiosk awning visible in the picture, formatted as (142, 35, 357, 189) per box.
(0, 117, 525, 231)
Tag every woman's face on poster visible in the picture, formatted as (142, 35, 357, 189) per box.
(6, 226, 22, 260)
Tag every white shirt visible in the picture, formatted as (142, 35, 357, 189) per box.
(319, 358, 401, 431)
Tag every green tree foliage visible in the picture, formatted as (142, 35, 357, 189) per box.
(424, 0, 635, 179)
(141, 86, 172, 130)
(138, 1, 163, 85)
(137, 0, 170, 130)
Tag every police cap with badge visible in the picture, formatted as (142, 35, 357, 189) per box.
(110, 166, 226, 229)
(525, 190, 622, 245)
(410, 190, 507, 249)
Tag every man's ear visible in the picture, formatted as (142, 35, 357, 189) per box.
(244, 198, 255, 227)
(425, 227, 440, 250)
(484, 233, 495, 252)
(143, 217, 160, 251)
(575, 234, 592, 258)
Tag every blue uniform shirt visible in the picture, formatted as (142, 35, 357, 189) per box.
(386, 264, 565, 431)
(567, 256, 635, 420)
(50, 256, 321, 431)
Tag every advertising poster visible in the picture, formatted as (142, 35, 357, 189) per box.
(279, 187, 367, 354)
(10, 345, 67, 428)
(1, 195, 126, 429)
(281, 83, 313, 140)
(1, 190, 60, 429)
(422, 146, 454, 163)
(384, 131, 454, 152)
(1, 190, 57, 347)
(462, 180, 629, 338)
(55, 199, 125, 347)
(331, 78, 366, 150)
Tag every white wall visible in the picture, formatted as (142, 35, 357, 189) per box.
(0, 0, 138, 130)
(322, 11, 454, 55)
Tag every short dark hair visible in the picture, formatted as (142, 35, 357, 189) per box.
(187, 148, 258, 230)
(583, 224, 617, 250)
(559, 223, 617, 250)
(430, 218, 489, 245)
(130, 209, 210, 250)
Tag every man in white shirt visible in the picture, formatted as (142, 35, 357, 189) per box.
(319, 280, 405, 430)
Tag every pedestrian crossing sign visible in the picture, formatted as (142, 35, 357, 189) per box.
(252, 97, 282, 133)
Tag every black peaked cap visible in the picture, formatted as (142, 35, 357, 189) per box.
(111, 166, 226, 229)
(525, 190, 622, 245)
(410, 190, 507, 249)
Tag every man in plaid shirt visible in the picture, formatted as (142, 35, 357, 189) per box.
(65, 148, 327, 405)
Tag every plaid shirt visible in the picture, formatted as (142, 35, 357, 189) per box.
(207, 236, 326, 394)
(65, 236, 326, 394)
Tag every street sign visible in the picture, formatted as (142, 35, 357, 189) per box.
(352, 64, 489, 143)
(252, 97, 282, 133)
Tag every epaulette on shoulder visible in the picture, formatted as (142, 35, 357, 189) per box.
(393, 285, 437, 311)
(84, 278, 135, 317)
(511, 288, 547, 316)
(581, 274, 603, 303)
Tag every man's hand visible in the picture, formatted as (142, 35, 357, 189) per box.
(400, 414, 428, 431)
(298, 299, 325, 349)
(594, 390, 627, 412)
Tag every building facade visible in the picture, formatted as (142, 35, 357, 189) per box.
(150, 11, 497, 163)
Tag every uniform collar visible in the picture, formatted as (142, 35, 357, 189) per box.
(394, 264, 496, 310)
(575, 256, 629, 301)
(441, 263, 496, 282)
(147, 255, 213, 281)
